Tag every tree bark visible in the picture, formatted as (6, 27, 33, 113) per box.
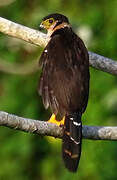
(0, 111, 117, 140)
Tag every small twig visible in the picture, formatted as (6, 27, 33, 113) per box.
(0, 17, 117, 76)
(0, 111, 117, 140)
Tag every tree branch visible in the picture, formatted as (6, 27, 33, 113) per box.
(0, 17, 117, 76)
(0, 17, 117, 141)
(0, 111, 117, 141)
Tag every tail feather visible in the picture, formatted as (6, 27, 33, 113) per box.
(62, 112, 82, 172)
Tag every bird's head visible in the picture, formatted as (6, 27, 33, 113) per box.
(40, 13, 70, 35)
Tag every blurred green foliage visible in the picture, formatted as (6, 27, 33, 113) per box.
(0, 0, 117, 179)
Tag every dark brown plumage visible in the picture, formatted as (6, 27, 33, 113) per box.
(38, 13, 90, 172)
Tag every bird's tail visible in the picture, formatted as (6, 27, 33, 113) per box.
(62, 112, 82, 172)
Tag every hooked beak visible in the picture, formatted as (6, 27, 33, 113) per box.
(40, 23, 44, 28)
(39, 23, 44, 30)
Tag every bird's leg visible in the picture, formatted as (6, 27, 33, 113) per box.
(48, 114, 65, 126)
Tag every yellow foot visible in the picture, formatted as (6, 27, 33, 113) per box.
(48, 114, 65, 126)
(59, 116, 65, 126)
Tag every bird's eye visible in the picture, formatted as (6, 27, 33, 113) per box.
(49, 19, 53, 24)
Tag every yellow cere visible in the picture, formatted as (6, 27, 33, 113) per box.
(42, 18, 55, 29)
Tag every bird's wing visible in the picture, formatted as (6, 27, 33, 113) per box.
(38, 34, 89, 116)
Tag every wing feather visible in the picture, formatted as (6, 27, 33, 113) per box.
(38, 32, 89, 116)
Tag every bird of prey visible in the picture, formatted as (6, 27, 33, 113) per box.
(38, 13, 90, 172)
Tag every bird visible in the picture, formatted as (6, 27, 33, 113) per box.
(38, 13, 90, 172)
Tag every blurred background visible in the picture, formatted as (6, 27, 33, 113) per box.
(0, 0, 117, 179)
